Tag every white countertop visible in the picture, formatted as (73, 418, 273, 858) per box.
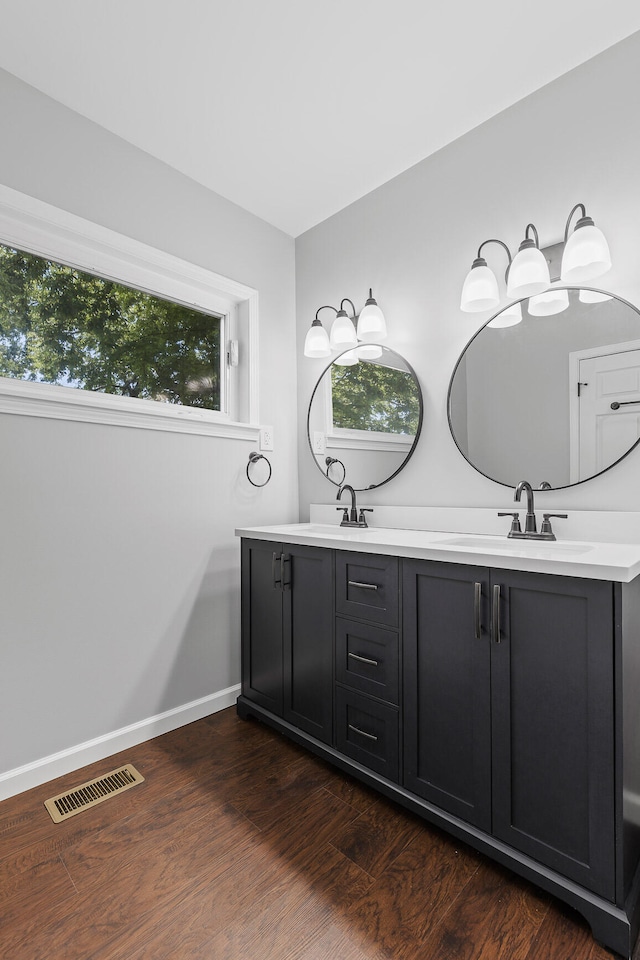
(235, 522, 640, 582)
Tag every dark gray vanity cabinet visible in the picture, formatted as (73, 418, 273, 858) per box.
(241, 538, 333, 744)
(403, 559, 616, 899)
(239, 537, 640, 957)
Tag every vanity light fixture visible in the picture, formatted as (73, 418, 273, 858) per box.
(461, 203, 611, 314)
(334, 348, 359, 366)
(579, 289, 612, 304)
(460, 239, 506, 313)
(528, 288, 569, 317)
(357, 289, 387, 340)
(304, 290, 386, 359)
(506, 224, 550, 299)
(561, 204, 611, 283)
(303, 310, 333, 358)
(331, 299, 358, 349)
(488, 301, 522, 328)
(357, 343, 383, 360)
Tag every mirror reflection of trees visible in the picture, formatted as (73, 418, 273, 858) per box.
(0, 243, 221, 409)
(331, 361, 420, 434)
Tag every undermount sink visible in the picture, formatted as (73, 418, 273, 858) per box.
(439, 536, 593, 556)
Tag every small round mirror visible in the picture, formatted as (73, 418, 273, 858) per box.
(448, 287, 640, 489)
(307, 346, 423, 491)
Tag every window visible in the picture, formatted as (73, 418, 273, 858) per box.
(331, 361, 420, 435)
(325, 354, 420, 453)
(0, 185, 259, 439)
(0, 242, 225, 410)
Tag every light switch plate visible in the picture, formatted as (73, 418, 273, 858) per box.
(313, 431, 326, 454)
(260, 425, 274, 451)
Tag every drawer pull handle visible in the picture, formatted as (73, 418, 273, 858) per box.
(348, 580, 378, 591)
(348, 652, 379, 666)
(348, 723, 378, 742)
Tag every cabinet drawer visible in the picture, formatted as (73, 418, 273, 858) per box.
(336, 618, 399, 705)
(336, 552, 399, 627)
(336, 687, 400, 782)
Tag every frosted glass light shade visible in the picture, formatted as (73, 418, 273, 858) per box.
(357, 343, 383, 360)
(330, 310, 357, 349)
(561, 224, 611, 283)
(488, 301, 522, 328)
(460, 259, 500, 312)
(304, 320, 331, 358)
(579, 288, 612, 304)
(334, 348, 358, 366)
(357, 292, 387, 340)
(507, 246, 550, 298)
(528, 289, 569, 316)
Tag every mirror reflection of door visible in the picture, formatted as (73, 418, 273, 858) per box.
(448, 290, 640, 489)
(571, 342, 640, 482)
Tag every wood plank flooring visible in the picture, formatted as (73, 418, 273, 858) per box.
(0, 707, 629, 959)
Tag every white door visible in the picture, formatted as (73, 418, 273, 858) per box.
(577, 349, 640, 480)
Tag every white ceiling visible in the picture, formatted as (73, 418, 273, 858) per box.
(0, 1, 639, 237)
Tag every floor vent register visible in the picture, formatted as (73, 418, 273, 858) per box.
(44, 764, 144, 823)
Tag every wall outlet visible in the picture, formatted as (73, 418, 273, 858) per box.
(260, 425, 274, 451)
(313, 431, 326, 454)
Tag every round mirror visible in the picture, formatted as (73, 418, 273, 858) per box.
(448, 287, 640, 489)
(307, 346, 423, 491)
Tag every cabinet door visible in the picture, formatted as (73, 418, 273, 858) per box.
(403, 559, 492, 831)
(491, 570, 615, 899)
(241, 539, 284, 715)
(283, 544, 334, 744)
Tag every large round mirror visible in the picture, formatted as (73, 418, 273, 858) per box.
(448, 287, 640, 489)
(307, 346, 423, 491)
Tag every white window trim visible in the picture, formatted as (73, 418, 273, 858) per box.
(326, 429, 413, 453)
(322, 373, 413, 452)
(0, 184, 259, 440)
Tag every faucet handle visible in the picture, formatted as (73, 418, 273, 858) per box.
(541, 513, 568, 536)
(498, 511, 522, 535)
(358, 508, 373, 527)
(336, 507, 349, 524)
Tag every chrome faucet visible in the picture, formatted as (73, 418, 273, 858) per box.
(514, 480, 537, 533)
(336, 484, 372, 528)
(499, 479, 567, 541)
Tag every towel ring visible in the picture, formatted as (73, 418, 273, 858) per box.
(325, 456, 346, 484)
(246, 451, 272, 487)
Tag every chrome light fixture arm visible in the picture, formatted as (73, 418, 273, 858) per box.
(564, 203, 589, 241)
(476, 237, 513, 272)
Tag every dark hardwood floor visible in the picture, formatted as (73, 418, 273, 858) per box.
(0, 707, 628, 959)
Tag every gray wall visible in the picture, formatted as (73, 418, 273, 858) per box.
(296, 30, 640, 516)
(0, 69, 297, 778)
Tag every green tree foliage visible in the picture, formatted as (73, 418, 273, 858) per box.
(0, 244, 221, 408)
(331, 360, 420, 434)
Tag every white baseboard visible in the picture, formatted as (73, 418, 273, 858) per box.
(0, 684, 241, 801)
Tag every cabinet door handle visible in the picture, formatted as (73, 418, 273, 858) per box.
(348, 580, 378, 591)
(348, 652, 379, 666)
(348, 723, 378, 742)
(474, 582, 482, 639)
(492, 584, 501, 643)
(272, 551, 282, 588)
(281, 553, 292, 590)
